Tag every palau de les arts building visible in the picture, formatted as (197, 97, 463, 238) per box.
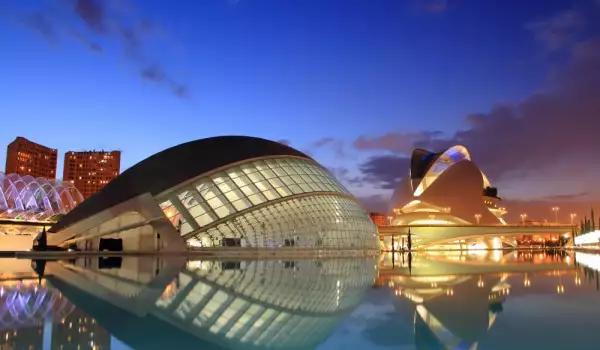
(388, 145, 508, 248)
(47, 136, 378, 251)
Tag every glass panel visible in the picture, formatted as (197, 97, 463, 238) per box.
(196, 213, 215, 226)
(254, 180, 272, 192)
(267, 178, 285, 188)
(232, 174, 251, 188)
(216, 178, 236, 194)
(224, 188, 244, 203)
(276, 187, 293, 197)
(280, 176, 295, 186)
(188, 204, 207, 218)
(248, 193, 266, 205)
(196, 181, 218, 200)
(259, 168, 277, 179)
(214, 204, 236, 219)
(207, 195, 227, 210)
(262, 189, 280, 201)
(240, 184, 259, 197)
(226, 167, 245, 179)
(245, 170, 262, 182)
(232, 198, 252, 211)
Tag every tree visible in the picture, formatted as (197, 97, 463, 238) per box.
(592, 208, 596, 231)
(581, 220, 586, 234)
(585, 216, 590, 233)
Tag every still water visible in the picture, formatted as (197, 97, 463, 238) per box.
(2, 250, 600, 349)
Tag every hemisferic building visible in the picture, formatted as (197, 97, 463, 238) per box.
(48, 136, 378, 252)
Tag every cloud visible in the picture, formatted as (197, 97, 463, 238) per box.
(539, 192, 590, 202)
(8, 0, 189, 98)
(354, 131, 443, 155)
(357, 194, 390, 214)
(351, 31, 600, 193)
(357, 155, 410, 190)
(311, 137, 347, 158)
(328, 166, 364, 188)
(525, 10, 584, 52)
(140, 65, 189, 98)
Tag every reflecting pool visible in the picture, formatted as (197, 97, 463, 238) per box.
(2, 250, 600, 349)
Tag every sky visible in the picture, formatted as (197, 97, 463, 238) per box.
(0, 0, 599, 222)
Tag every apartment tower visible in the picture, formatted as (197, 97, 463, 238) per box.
(5, 137, 58, 178)
(63, 150, 121, 199)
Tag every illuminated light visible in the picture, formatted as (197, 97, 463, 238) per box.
(574, 252, 600, 271)
(468, 242, 488, 250)
(574, 230, 600, 246)
(0, 172, 83, 220)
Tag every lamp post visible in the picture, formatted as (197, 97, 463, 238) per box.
(520, 213, 527, 225)
(552, 207, 560, 224)
(570, 213, 577, 225)
(474, 213, 481, 225)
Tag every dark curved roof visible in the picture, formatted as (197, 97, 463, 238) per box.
(50, 136, 311, 232)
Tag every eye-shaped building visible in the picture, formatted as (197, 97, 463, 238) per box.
(390, 145, 507, 226)
(48, 136, 377, 251)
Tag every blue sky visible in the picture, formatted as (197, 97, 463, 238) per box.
(1, 0, 599, 216)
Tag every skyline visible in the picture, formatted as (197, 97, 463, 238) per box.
(1, 0, 599, 222)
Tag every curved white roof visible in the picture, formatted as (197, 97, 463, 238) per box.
(0, 172, 84, 221)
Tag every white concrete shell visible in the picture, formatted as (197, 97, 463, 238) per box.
(390, 145, 506, 227)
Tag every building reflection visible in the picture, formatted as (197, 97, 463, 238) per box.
(0, 277, 111, 350)
(41, 256, 377, 350)
(379, 250, 600, 349)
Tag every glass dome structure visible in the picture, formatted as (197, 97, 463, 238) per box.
(0, 172, 84, 221)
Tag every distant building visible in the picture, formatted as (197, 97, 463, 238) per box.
(369, 212, 387, 226)
(63, 150, 121, 199)
(5, 136, 57, 178)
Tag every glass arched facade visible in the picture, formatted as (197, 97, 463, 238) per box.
(156, 156, 377, 249)
(154, 258, 377, 349)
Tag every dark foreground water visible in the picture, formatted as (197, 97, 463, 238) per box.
(2, 250, 600, 349)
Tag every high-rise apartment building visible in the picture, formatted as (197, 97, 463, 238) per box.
(63, 150, 121, 199)
(5, 137, 58, 178)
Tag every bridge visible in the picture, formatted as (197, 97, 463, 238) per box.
(378, 224, 574, 248)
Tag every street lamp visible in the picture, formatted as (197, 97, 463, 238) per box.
(570, 213, 577, 225)
(474, 213, 481, 225)
(520, 213, 527, 225)
(552, 207, 560, 224)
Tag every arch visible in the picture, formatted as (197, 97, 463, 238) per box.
(20, 175, 46, 219)
(0, 172, 83, 221)
(2, 174, 24, 215)
(0, 173, 9, 215)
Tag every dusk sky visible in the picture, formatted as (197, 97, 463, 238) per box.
(1, 0, 599, 222)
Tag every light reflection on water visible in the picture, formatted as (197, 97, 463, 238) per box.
(1, 251, 600, 349)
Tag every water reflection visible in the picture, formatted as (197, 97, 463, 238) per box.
(34, 256, 376, 349)
(370, 251, 600, 350)
(2, 252, 600, 349)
